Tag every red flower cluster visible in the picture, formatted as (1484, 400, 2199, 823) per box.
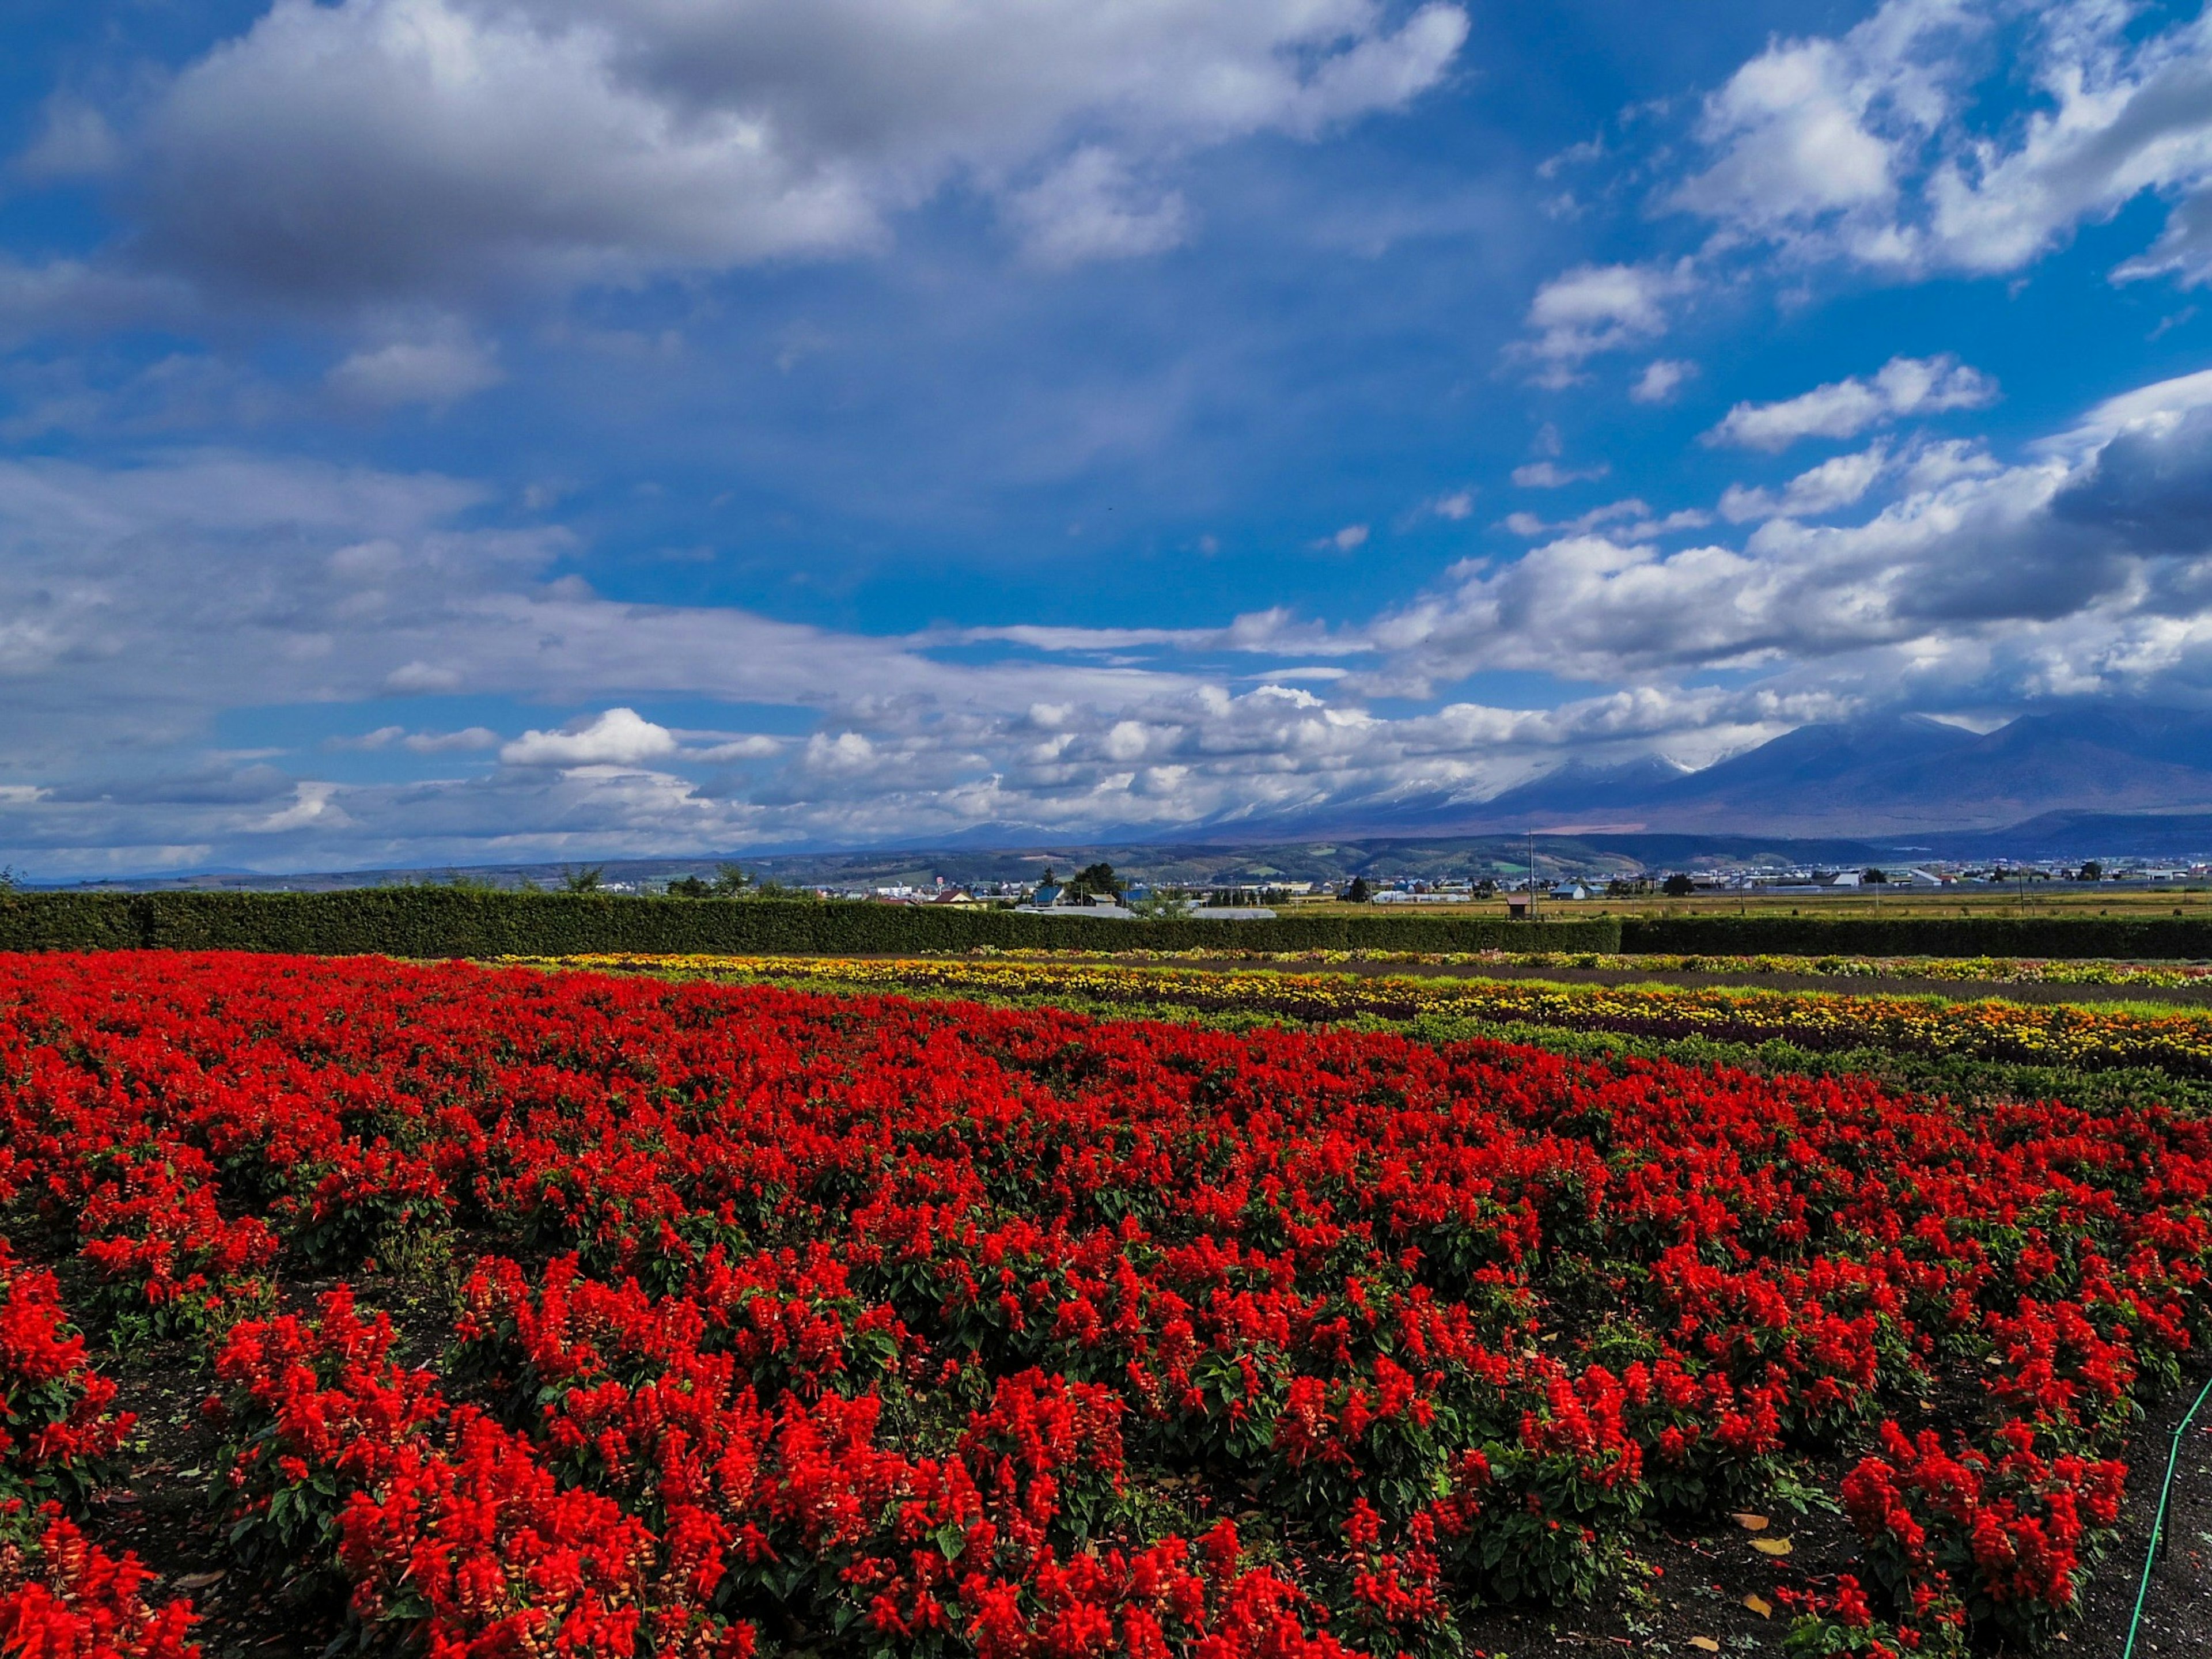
(2, 950, 2209, 1657)
(0, 1507, 198, 1659)
(0, 1242, 132, 1514)
(1841, 1416, 2124, 1647)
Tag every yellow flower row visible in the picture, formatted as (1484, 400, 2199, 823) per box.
(979, 945, 2212, 988)
(529, 953, 2212, 1075)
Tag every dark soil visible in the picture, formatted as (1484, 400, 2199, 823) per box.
(2077, 1377, 2212, 1659)
(1452, 1496, 1861, 1654)
(74, 1270, 463, 1659)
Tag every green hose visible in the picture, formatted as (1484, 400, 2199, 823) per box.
(2122, 1369, 2212, 1659)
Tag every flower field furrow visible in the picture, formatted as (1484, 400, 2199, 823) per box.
(1, 950, 2209, 1657)
(549, 953, 2212, 1073)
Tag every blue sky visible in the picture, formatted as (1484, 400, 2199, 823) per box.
(9, 0, 2212, 874)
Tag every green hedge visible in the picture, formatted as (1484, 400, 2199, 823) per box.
(1620, 913, 2212, 960)
(12, 891, 2212, 960)
(0, 890, 1620, 958)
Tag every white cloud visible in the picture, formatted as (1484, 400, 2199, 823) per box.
(1429, 490, 1476, 520)
(1514, 260, 1694, 383)
(2058, 366, 2212, 452)
(502, 708, 679, 767)
(332, 724, 501, 753)
(1366, 369, 2212, 704)
(1705, 354, 1995, 450)
(1719, 444, 1891, 522)
(1512, 460, 1610, 488)
(1318, 522, 1370, 551)
(254, 782, 350, 834)
(328, 332, 503, 407)
(1666, 1, 2212, 289)
(1630, 358, 1697, 404)
(685, 734, 783, 762)
(1504, 499, 1711, 539)
(385, 661, 464, 693)
(1005, 148, 1190, 268)
(1668, 0, 1971, 264)
(117, 0, 1469, 301)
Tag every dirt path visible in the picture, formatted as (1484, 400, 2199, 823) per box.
(2078, 1373, 2212, 1658)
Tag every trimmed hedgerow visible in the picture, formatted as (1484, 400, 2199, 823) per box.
(0, 889, 1619, 958)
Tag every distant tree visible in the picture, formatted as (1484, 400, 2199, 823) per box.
(1130, 888, 1194, 919)
(1661, 872, 1695, 897)
(561, 865, 605, 895)
(1067, 862, 1124, 900)
(1861, 868, 1888, 884)
(0, 865, 20, 893)
(712, 863, 751, 896)
(1344, 877, 1372, 903)
(2077, 861, 2104, 882)
(666, 874, 713, 898)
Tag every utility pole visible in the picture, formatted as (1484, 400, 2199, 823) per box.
(1528, 831, 1539, 923)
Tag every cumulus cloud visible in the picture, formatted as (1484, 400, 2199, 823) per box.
(1664, 0, 2212, 288)
(1668, 0, 1971, 265)
(109, 0, 1468, 301)
(501, 709, 682, 768)
(1705, 354, 1995, 450)
(1630, 358, 1697, 404)
(1514, 260, 1694, 383)
(1368, 370, 2212, 706)
(1719, 445, 1892, 522)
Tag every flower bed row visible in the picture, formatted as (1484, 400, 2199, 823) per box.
(960, 947, 2212, 990)
(1066, 948, 2212, 990)
(5, 951, 2212, 1657)
(550, 953, 2212, 1074)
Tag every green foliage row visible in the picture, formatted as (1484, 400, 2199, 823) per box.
(1620, 912, 2212, 960)
(0, 888, 1620, 957)
(9, 889, 2212, 960)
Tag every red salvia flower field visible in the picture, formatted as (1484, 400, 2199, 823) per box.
(1, 950, 2209, 1658)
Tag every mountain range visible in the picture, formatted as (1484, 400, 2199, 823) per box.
(1396, 706, 2212, 839)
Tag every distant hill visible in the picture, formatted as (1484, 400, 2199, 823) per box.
(1384, 707, 2212, 838)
